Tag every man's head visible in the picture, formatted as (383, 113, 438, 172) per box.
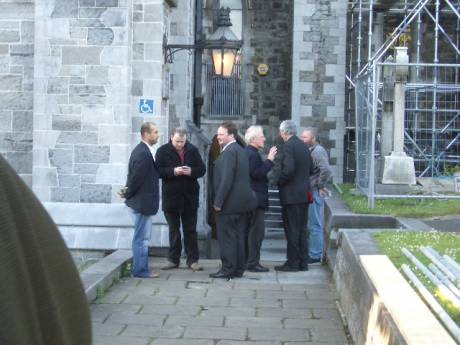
(140, 122, 159, 146)
(217, 121, 238, 147)
(245, 125, 265, 150)
(170, 127, 187, 151)
(279, 120, 296, 142)
(301, 127, 319, 147)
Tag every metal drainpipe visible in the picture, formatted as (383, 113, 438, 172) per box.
(193, 0, 204, 128)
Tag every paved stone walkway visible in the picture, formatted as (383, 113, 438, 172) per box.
(91, 259, 348, 345)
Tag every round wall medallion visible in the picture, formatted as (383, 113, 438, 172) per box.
(256, 63, 270, 76)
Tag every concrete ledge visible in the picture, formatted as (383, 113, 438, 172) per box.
(81, 249, 132, 302)
(333, 230, 456, 345)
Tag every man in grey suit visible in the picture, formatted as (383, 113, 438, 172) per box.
(275, 120, 313, 272)
(210, 121, 258, 279)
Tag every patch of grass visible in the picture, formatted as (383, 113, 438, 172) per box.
(339, 183, 460, 218)
(374, 231, 460, 327)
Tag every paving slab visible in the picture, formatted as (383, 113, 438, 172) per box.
(90, 259, 348, 345)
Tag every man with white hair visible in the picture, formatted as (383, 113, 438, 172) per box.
(301, 127, 332, 264)
(276, 120, 313, 272)
(244, 125, 277, 272)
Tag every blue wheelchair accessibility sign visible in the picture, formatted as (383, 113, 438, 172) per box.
(139, 99, 154, 114)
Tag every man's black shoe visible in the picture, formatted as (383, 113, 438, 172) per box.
(233, 271, 244, 278)
(247, 264, 269, 273)
(209, 270, 232, 279)
(298, 265, 309, 271)
(307, 257, 321, 264)
(274, 264, 299, 272)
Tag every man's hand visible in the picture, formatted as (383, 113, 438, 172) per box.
(213, 205, 222, 212)
(267, 146, 277, 161)
(182, 166, 192, 176)
(118, 186, 128, 199)
(174, 167, 184, 176)
(319, 187, 329, 198)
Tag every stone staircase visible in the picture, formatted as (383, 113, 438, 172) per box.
(260, 189, 286, 262)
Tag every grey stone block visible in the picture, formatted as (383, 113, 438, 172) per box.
(0, 3, 34, 20)
(79, 7, 106, 19)
(57, 131, 98, 144)
(51, 187, 80, 202)
(100, 46, 128, 65)
(86, 66, 108, 84)
(12, 111, 32, 132)
(133, 43, 144, 60)
(0, 30, 20, 42)
(21, 21, 35, 43)
(133, 23, 162, 42)
(0, 92, 33, 110)
(0, 132, 32, 152)
(102, 9, 127, 27)
(49, 149, 73, 174)
(0, 111, 11, 131)
(52, 115, 82, 131)
(0, 74, 22, 91)
(75, 145, 110, 164)
(131, 80, 143, 96)
(144, 4, 163, 22)
(79, 0, 95, 6)
(51, 0, 78, 18)
(62, 46, 102, 65)
(88, 28, 114, 45)
(58, 174, 80, 187)
(47, 77, 69, 94)
(0, 44, 8, 54)
(10, 44, 33, 57)
(74, 163, 99, 174)
(96, 0, 118, 6)
(81, 183, 111, 203)
(6, 151, 32, 174)
(69, 89, 106, 105)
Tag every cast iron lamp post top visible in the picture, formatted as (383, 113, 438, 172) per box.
(163, 7, 242, 76)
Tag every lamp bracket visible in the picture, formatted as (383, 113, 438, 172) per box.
(163, 34, 242, 64)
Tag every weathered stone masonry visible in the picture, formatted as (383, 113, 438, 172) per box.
(292, 0, 346, 182)
(0, 1, 34, 185)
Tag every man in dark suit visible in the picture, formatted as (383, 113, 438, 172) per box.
(155, 127, 206, 271)
(276, 120, 313, 272)
(244, 125, 277, 272)
(210, 121, 258, 279)
(124, 122, 160, 278)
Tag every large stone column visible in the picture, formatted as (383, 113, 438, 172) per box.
(0, 1, 35, 186)
(291, 0, 347, 183)
(31, 0, 173, 250)
(381, 47, 416, 185)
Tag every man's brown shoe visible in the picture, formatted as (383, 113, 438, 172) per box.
(161, 261, 179, 270)
(189, 262, 203, 272)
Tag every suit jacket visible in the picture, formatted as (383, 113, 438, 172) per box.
(0, 156, 91, 345)
(278, 135, 313, 205)
(212, 141, 257, 214)
(155, 140, 206, 211)
(245, 145, 274, 209)
(125, 142, 160, 215)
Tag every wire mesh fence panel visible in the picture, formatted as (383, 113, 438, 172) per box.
(204, 61, 243, 119)
(355, 72, 374, 196)
(404, 66, 460, 177)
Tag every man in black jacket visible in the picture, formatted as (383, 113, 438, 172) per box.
(244, 125, 277, 272)
(155, 127, 206, 271)
(124, 122, 160, 278)
(211, 121, 258, 279)
(276, 120, 313, 272)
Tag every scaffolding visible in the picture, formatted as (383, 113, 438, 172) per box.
(346, 0, 460, 205)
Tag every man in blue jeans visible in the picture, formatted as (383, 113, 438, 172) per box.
(301, 127, 332, 264)
(122, 122, 160, 278)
